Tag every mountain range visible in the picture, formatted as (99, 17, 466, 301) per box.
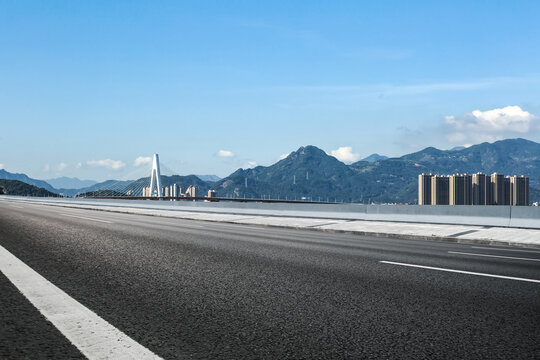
(361, 153, 388, 162)
(0, 179, 59, 197)
(45, 177, 98, 189)
(1, 138, 539, 203)
(0, 169, 57, 193)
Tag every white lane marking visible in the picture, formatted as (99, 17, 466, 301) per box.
(379, 260, 540, 284)
(61, 213, 113, 224)
(470, 246, 540, 254)
(0, 245, 162, 360)
(448, 251, 540, 262)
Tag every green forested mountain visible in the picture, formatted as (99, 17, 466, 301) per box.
(215, 146, 360, 201)
(215, 138, 539, 204)
(0, 169, 57, 192)
(2, 138, 539, 203)
(0, 179, 59, 197)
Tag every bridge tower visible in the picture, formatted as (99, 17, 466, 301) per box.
(149, 153, 162, 197)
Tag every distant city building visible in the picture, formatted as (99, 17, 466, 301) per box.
(142, 186, 150, 197)
(170, 184, 178, 197)
(207, 190, 217, 198)
(418, 174, 432, 205)
(185, 185, 196, 198)
(449, 174, 472, 205)
(491, 173, 505, 205)
(431, 176, 449, 205)
(511, 175, 529, 206)
(504, 177, 512, 206)
(472, 173, 491, 205)
(419, 172, 530, 206)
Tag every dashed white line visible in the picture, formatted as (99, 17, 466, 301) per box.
(448, 251, 540, 262)
(0, 245, 162, 359)
(379, 260, 540, 283)
(61, 213, 113, 224)
(470, 246, 540, 254)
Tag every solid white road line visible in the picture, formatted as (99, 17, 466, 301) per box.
(379, 260, 540, 284)
(61, 213, 113, 224)
(448, 251, 540, 262)
(0, 245, 162, 360)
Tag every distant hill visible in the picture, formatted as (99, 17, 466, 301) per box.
(214, 138, 539, 204)
(0, 179, 59, 197)
(215, 145, 362, 201)
(62, 174, 214, 197)
(361, 153, 388, 162)
(0, 169, 57, 193)
(76, 190, 126, 197)
(2, 138, 538, 203)
(351, 138, 540, 203)
(46, 176, 97, 189)
(125, 175, 213, 196)
(196, 175, 221, 182)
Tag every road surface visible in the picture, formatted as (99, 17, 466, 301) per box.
(1, 200, 539, 359)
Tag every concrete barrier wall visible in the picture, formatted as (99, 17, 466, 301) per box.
(509, 206, 540, 229)
(4, 196, 540, 229)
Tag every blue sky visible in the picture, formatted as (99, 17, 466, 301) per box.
(1, 1, 539, 181)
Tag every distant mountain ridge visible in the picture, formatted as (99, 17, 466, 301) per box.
(0, 169, 57, 193)
(215, 138, 539, 204)
(46, 177, 97, 189)
(361, 153, 388, 162)
(1, 138, 538, 203)
(0, 179, 59, 197)
(196, 175, 221, 182)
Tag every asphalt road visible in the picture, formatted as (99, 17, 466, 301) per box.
(1, 200, 539, 359)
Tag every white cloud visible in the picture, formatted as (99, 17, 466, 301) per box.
(87, 159, 126, 170)
(76, 162, 82, 169)
(0, 163, 4, 170)
(217, 150, 235, 158)
(470, 106, 534, 132)
(445, 105, 539, 143)
(279, 153, 291, 160)
(134, 156, 152, 167)
(43, 164, 50, 172)
(58, 162, 68, 171)
(244, 161, 257, 169)
(330, 146, 361, 164)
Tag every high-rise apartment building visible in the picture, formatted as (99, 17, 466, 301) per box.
(185, 185, 196, 198)
(449, 174, 472, 205)
(142, 186, 150, 197)
(431, 176, 449, 205)
(418, 174, 432, 205)
(170, 184, 178, 197)
(503, 177, 512, 206)
(491, 173, 505, 205)
(510, 175, 529, 206)
(419, 171, 530, 206)
(472, 173, 491, 205)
